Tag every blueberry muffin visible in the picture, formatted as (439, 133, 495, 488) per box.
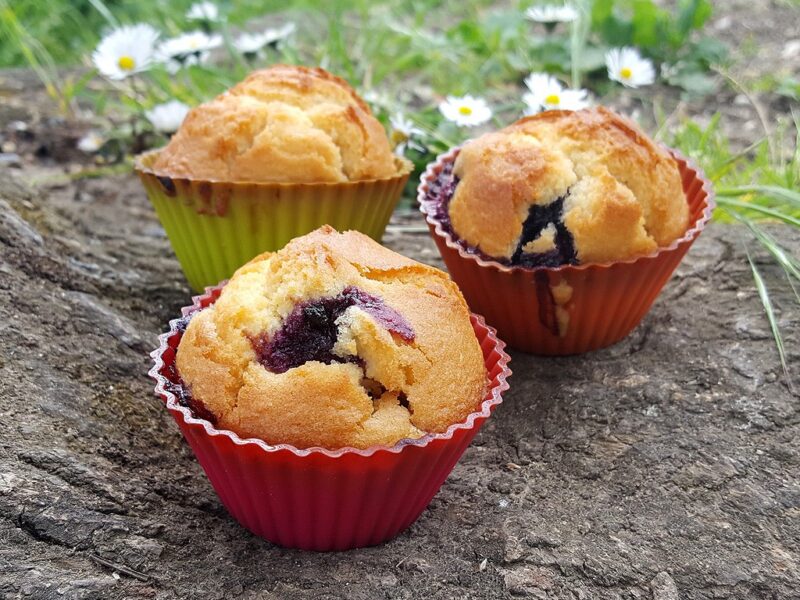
(435, 107, 689, 266)
(153, 65, 397, 183)
(175, 226, 486, 450)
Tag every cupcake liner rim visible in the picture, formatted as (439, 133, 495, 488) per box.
(135, 148, 414, 189)
(149, 282, 511, 459)
(417, 145, 716, 275)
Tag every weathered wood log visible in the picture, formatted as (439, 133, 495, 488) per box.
(0, 167, 797, 599)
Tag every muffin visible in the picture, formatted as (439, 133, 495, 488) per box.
(153, 65, 396, 183)
(418, 107, 714, 355)
(443, 107, 689, 266)
(135, 65, 413, 292)
(151, 268, 510, 551)
(175, 226, 486, 449)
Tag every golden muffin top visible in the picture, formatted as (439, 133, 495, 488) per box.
(176, 226, 486, 450)
(153, 65, 398, 184)
(447, 107, 689, 265)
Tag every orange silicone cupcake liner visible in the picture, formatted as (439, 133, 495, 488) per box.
(150, 282, 511, 551)
(135, 149, 413, 293)
(418, 146, 715, 355)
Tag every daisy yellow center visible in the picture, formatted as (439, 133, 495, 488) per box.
(390, 130, 409, 146)
(544, 93, 561, 105)
(458, 105, 473, 116)
(118, 55, 136, 71)
(620, 67, 633, 79)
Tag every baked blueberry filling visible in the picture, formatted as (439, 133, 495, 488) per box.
(253, 286, 415, 374)
(165, 314, 218, 424)
(429, 159, 577, 267)
(360, 378, 410, 408)
(511, 197, 577, 268)
(429, 160, 459, 232)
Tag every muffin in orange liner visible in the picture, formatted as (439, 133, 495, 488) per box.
(135, 65, 412, 292)
(417, 108, 715, 355)
(150, 227, 511, 550)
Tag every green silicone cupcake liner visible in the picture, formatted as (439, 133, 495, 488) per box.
(135, 150, 413, 292)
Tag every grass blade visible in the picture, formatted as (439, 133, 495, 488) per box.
(724, 208, 800, 280)
(0, 0, 66, 112)
(718, 197, 800, 227)
(716, 184, 800, 207)
(747, 227, 800, 280)
(784, 264, 800, 306)
(745, 246, 791, 385)
(707, 136, 766, 181)
(86, 0, 118, 28)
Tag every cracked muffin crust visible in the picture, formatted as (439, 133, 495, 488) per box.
(175, 226, 486, 450)
(152, 65, 397, 183)
(445, 107, 689, 265)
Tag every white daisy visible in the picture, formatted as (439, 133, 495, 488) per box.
(524, 72, 560, 94)
(438, 95, 493, 127)
(234, 32, 269, 55)
(234, 23, 295, 56)
(186, 2, 219, 22)
(262, 23, 296, 48)
(522, 72, 589, 114)
(92, 24, 160, 81)
(606, 47, 656, 88)
(362, 90, 387, 108)
(146, 100, 191, 133)
(525, 4, 579, 25)
(158, 31, 222, 58)
(389, 113, 426, 156)
(157, 31, 222, 73)
(77, 131, 106, 153)
(161, 52, 206, 74)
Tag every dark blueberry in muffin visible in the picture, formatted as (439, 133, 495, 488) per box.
(428, 163, 576, 268)
(511, 197, 577, 268)
(253, 286, 414, 374)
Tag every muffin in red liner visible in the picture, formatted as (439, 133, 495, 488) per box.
(418, 147, 714, 355)
(150, 282, 510, 551)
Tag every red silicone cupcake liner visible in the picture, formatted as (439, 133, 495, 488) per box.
(418, 147, 715, 355)
(150, 283, 511, 551)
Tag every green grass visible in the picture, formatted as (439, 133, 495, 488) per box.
(664, 114, 799, 381)
(665, 114, 800, 219)
(746, 247, 791, 383)
(1, 0, 500, 68)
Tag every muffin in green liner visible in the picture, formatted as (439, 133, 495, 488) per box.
(136, 151, 411, 291)
(135, 65, 412, 291)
